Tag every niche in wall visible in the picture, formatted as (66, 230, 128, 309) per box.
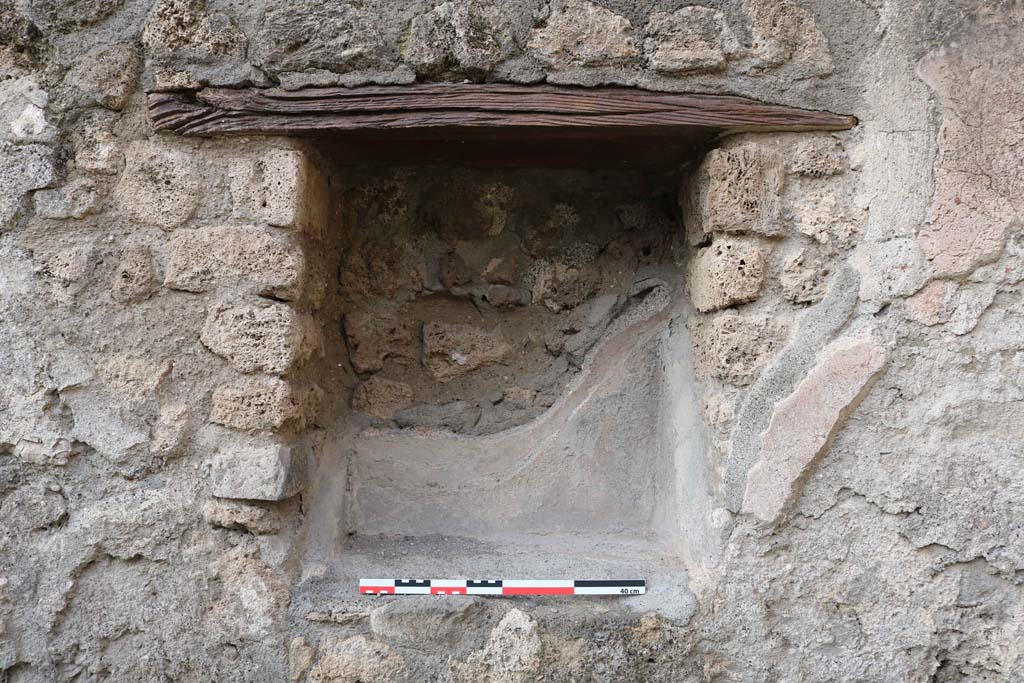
(150, 84, 854, 614)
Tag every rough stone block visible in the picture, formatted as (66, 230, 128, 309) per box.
(792, 191, 859, 247)
(394, 400, 482, 433)
(691, 314, 787, 385)
(0, 141, 54, 230)
(201, 304, 321, 375)
(905, 280, 958, 326)
(528, 0, 639, 69)
(0, 485, 68, 532)
(114, 141, 199, 230)
(482, 255, 518, 285)
(211, 377, 321, 433)
(142, 0, 246, 59)
(33, 178, 101, 219)
(230, 150, 326, 235)
(0, 77, 55, 144)
(352, 376, 414, 419)
(688, 236, 765, 312)
(402, 1, 517, 77)
(369, 597, 482, 649)
(684, 144, 785, 242)
(484, 284, 528, 308)
(64, 43, 140, 111)
(74, 128, 123, 176)
(644, 7, 729, 74)
(531, 261, 598, 312)
(309, 636, 405, 683)
(151, 401, 190, 457)
(423, 322, 512, 382)
(203, 499, 281, 534)
(742, 336, 888, 522)
(111, 244, 157, 304)
(289, 637, 315, 682)
(343, 312, 417, 374)
(451, 609, 541, 682)
(781, 248, 828, 304)
(788, 136, 847, 177)
(439, 251, 473, 288)
(946, 282, 998, 335)
(741, 0, 832, 76)
(210, 442, 307, 501)
(164, 225, 305, 300)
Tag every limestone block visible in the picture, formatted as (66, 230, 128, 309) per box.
(531, 261, 598, 312)
(742, 336, 888, 522)
(33, 178, 101, 219)
(781, 248, 828, 304)
(352, 376, 414, 419)
(685, 144, 785, 243)
(309, 636, 405, 683)
(450, 609, 541, 682)
(528, 0, 639, 69)
(210, 442, 307, 501)
(741, 0, 832, 75)
(74, 129, 123, 176)
(370, 597, 481, 650)
(792, 191, 859, 247)
(211, 377, 321, 433)
(0, 141, 54, 230)
(164, 225, 305, 300)
(203, 499, 281, 534)
(115, 142, 200, 230)
(644, 6, 729, 74)
(0, 77, 55, 144)
(111, 244, 157, 304)
(688, 236, 765, 312)
(201, 304, 321, 375)
(289, 637, 316, 682)
(423, 322, 512, 382)
(64, 43, 140, 111)
(403, 1, 518, 77)
(691, 314, 787, 385)
(343, 312, 417, 374)
(230, 150, 326, 235)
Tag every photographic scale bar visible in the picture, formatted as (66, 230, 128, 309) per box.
(359, 579, 646, 596)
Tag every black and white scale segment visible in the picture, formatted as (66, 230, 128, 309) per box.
(359, 579, 646, 596)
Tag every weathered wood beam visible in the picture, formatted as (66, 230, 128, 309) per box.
(148, 84, 856, 138)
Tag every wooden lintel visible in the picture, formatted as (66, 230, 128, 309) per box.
(148, 84, 857, 138)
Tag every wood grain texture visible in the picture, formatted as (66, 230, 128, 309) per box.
(148, 84, 857, 138)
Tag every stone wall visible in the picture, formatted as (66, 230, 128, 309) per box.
(2, 1, 1023, 682)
